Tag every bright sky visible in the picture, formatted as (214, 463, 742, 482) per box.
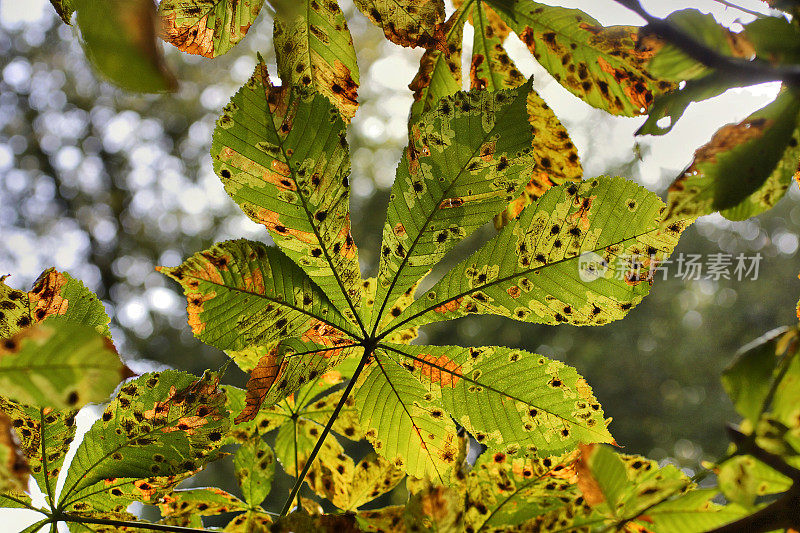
(0, 0, 786, 530)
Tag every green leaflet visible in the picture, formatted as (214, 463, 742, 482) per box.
(274, 0, 360, 122)
(466, 451, 579, 531)
(484, 0, 675, 116)
(373, 81, 538, 330)
(0, 268, 111, 339)
(717, 455, 791, 507)
(468, 1, 524, 92)
(388, 177, 683, 333)
(383, 343, 611, 456)
(0, 397, 77, 508)
(638, 12, 799, 136)
(158, 0, 264, 58)
(57, 371, 229, 512)
(300, 389, 364, 442)
(644, 9, 755, 82)
(234, 437, 275, 507)
(274, 417, 326, 476)
(335, 452, 406, 511)
(0, 413, 29, 495)
(409, 6, 467, 123)
(0, 318, 124, 410)
(637, 489, 749, 532)
(0, 276, 28, 339)
(223, 385, 288, 444)
(721, 326, 788, 422)
(0, 490, 34, 510)
(225, 509, 275, 531)
(354, 349, 459, 482)
(159, 488, 250, 528)
(636, 71, 733, 136)
(160, 239, 356, 351)
(465, 1, 584, 230)
(273, 410, 402, 512)
(664, 89, 800, 225)
(223, 355, 361, 440)
(353, 0, 445, 49)
(744, 16, 800, 66)
(495, 86, 583, 229)
(75, 0, 177, 93)
(576, 446, 699, 528)
(49, 0, 75, 24)
(234, 339, 361, 423)
(211, 61, 364, 326)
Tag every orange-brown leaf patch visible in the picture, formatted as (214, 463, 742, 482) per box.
(28, 269, 69, 323)
(235, 346, 285, 423)
(413, 353, 462, 388)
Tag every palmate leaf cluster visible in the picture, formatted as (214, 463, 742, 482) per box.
(4, 0, 800, 532)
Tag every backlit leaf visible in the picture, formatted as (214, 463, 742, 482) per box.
(373, 82, 538, 330)
(354, 348, 459, 482)
(158, 488, 250, 528)
(576, 445, 694, 526)
(235, 339, 360, 423)
(0, 268, 111, 339)
(643, 9, 754, 82)
(0, 397, 77, 508)
(635, 489, 749, 532)
(408, 6, 466, 123)
(484, 0, 675, 116)
(466, 450, 579, 531)
(390, 177, 683, 332)
(158, 0, 264, 58)
(0, 317, 124, 409)
(353, 0, 445, 49)
(49, 0, 75, 24)
(335, 452, 405, 511)
(222, 385, 288, 444)
(274, 0, 360, 121)
(0, 412, 28, 494)
(234, 437, 275, 507)
(468, 1, 524, 92)
(383, 344, 612, 457)
(494, 87, 583, 229)
(274, 416, 341, 477)
(0, 489, 33, 510)
(224, 509, 275, 531)
(717, 455, 791, 507)
(301, 389, 365, 442)
(211, 61, 365, 325)
(636, 71, 733, 136)
(58, 371, 228, 512)
(663, 89, 800, 225)
(75, 0, 177, 93)
(160, 239, 356, 351)
(721, 326, 788, 422)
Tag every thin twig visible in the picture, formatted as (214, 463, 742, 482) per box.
(614, 0, 800, 86)
(279, 345, 373, 516)
(709, 0, 767, 18)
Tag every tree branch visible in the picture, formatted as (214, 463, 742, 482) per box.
(615, 0, 800, 86)
(57, 513, 214, 533)
(726, 425, 800, 482)
(705, 489, 800, 533)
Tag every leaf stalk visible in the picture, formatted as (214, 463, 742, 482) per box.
(279, 342, 374, 516)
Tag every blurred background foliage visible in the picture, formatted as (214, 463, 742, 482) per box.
(1, 0, 799, 514)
